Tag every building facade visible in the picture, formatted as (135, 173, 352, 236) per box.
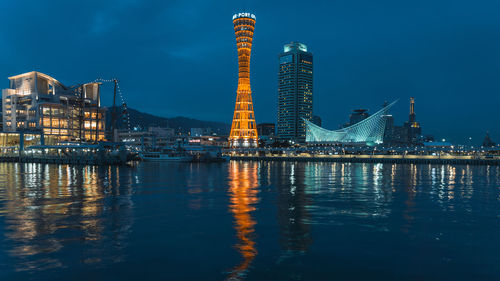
(349, 109, 369, 127)
(277, 42, 313, 142)
(257, 123, 275, 136)
(2, 71, 106, 142)
(311, 115, 321, 127)
(0, 98, 3, 131)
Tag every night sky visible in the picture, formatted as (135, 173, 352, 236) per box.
(1, 0, 499, 144)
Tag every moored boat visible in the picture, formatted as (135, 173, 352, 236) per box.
(139, 147, 193, 162)
(183, 145, 229, 162)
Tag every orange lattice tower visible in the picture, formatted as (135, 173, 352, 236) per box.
(229, 13, 258, 147)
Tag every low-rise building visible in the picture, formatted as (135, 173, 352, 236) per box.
(118, 127, 177, 148)
(257, 123, 275, 137)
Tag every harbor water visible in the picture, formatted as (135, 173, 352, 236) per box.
(0, 161, 499, 280)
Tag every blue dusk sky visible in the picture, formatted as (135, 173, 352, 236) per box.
(0, 0, 499, 144)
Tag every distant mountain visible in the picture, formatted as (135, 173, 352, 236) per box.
(105, 107, 230, 135)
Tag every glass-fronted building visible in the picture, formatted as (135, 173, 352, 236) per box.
(2, 71, 106, 142)
(278, 42, 313, 143)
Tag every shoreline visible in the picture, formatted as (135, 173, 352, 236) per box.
(230, 155, 500, 165)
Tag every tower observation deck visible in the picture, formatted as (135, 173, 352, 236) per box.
(229, 13, 258, 147)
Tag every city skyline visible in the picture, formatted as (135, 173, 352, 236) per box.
(0, 0, 499, 143)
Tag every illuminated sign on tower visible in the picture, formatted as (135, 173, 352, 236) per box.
(229, 13, 258, 147)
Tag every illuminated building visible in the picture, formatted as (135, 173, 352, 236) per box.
(229, 13, 258, 147)
(2, 71, 106, 142)
(278, 42, 313, 143)
(0, 98, 3, 131)
(404, 97, 421, 143)
(304, 101, 397, 144)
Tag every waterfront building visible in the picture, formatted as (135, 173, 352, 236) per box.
(305, 101, 396, 144)
(119, 127, 175, 148)
(277, 42, 313, 143)
(483, 131, 495, 147)
(229, 13, 258, 147)
(0, 131, 45, 154)
(390, 125, 409, 144)
(2, 71, 106, 142)
(382, 113, 394, 143)
(189, 135, 228, 147)
(404, 97, 421, 143)
(0, 98, 3, 131)
(257, 123, 275, 136)
(381, 101, 394, 143)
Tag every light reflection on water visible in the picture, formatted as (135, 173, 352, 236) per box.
(0, 162, 499, 280)
(227, 161, 259, 280)
(0, 163, 134, 273)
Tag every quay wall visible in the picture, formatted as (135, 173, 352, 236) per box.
(0, 155, 127, 166)
(230, 155, 500, 165)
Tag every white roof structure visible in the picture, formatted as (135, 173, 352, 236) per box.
(305, 100, 397, 144)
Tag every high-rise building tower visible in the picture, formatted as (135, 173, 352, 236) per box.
(277, 42, 313, 142)
(349, 109, 370, 126)
(229, 13, 258, 147)
(405, 97, 421, 142)
(409, 97, 417, 124)
(381, 101, 395, 143)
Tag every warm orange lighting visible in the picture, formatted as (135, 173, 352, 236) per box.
(229, 14, 258, 147)
(227, 161, 259, 279)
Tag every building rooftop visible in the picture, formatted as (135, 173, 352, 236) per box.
(232, 12, 256, 20)
(284, 42, 308, 53)
(353, 109, 368, 113)
(8, 71, 60, 84)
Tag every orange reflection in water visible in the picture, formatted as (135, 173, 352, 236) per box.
(227, 162, 259, 280)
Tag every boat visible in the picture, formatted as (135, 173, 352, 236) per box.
(183, 145, 229, 162)
(139, 147, 193, 162)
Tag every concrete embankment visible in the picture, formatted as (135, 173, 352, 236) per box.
(230, 155, 500, 165)
(0, 154, 127, 165)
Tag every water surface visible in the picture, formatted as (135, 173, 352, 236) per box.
(0, 161, 499, 280)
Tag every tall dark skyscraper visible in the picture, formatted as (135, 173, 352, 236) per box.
(404, 97, 422, 143)
(349, 109, 370, 126)
(277, 42, 313, 142)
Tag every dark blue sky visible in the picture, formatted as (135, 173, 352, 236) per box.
(1, 0, 499, 144)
